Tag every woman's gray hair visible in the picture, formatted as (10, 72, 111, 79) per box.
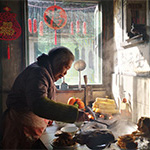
(48, 46, 74, 74)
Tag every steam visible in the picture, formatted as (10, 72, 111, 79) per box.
(110, 117, 137, 139)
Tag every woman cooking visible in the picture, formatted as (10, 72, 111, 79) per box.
(0, 46, 89, 149)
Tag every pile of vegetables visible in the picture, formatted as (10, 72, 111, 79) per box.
(67, 97, 85, 110)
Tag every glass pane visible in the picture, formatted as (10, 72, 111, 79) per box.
(27, 0, 101, 85)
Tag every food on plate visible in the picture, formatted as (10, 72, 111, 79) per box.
(137, 117, 150, 134)
(132, 117, 150, 137)
(92, 97, 119, 114)
(53, 131, 76, 147)
(67, 97, 85, 109)
(74, 129, 115, 149)
(117, 134, 138, 149)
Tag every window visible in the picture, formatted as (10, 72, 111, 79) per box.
(27, 0, 102, 86)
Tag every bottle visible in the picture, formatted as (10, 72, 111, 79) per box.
(61, 77, 69, 90)
(120, 98, 131, 118)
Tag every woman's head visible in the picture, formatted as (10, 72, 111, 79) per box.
(48, 46, 74, 81)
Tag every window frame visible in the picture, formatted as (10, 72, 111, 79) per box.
(25, 0, 103, 88)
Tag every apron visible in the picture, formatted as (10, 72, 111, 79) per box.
(2, 108, 49, 149)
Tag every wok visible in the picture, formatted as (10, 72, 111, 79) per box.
(85, 106, 118, 129)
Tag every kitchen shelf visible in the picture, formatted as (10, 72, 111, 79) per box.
(120, 34, 144, 49)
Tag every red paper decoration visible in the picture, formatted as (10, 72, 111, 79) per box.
(7, 43, 10, 59)
(76, 20, 79, 33)
(71, 21, 74, 35)
(28, 18, 32, 33)
(33, 18, 37, 33)
(0, 7, 21, 59)
(83, 21, 86, 35)
(39, 21, 43, 36)
(44, 5, 67, 45)
(44, 5, 67, 30)
(55, 30, 57, 45)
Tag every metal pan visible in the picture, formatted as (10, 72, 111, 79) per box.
(85, 106, 118, 129)
(90, 119, 118, 129)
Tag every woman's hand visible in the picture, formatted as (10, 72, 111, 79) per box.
(76, 110, 89, 122)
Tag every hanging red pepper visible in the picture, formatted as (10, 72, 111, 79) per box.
(76, 20, 79, 33)
(39, 21, 43, 36)
(28, 18, 32, 33)
(71, 21, 74, 35)
(83, 21, 86, 35)
(33, 18, 37, 33)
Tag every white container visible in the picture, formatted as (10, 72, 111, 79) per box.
(61, 126, 79, 135)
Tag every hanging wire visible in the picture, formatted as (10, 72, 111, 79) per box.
(28, 6, 32, 33)
(76, 10, 80, 33)
(39, 6, 43, 36)
(54, 0, 56, 5)
(54, 0, 57, 45)
(83, 8, 86, 35)
(70, 9, 74, 35)
(33, 7, 37, 33)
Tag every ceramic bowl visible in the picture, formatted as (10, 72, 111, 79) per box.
(61, 126, 79, 135)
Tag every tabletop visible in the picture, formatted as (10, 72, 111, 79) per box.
(40, 122, 120, 150)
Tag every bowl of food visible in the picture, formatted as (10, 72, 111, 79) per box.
(51, 132, 79, 149)
(61, 126, 79, 135)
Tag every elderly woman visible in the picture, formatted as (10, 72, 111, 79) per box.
(1, 46, 89, 149)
